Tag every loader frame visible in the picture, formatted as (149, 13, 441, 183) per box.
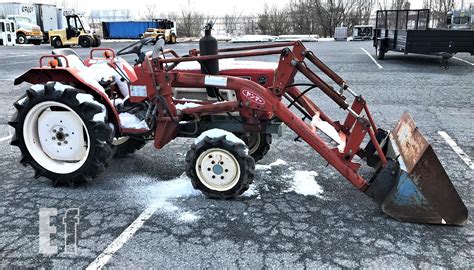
(143, 41, 387, 191)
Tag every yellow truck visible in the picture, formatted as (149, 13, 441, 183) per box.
(141, 19, 177, 44)
(49, 14, 100, 48)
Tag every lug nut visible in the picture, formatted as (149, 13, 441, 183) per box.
(59, 128, 63, 131)
(52, 137, 56, 140)
(65, 133, 69, 137)
(57, 142, 61, 146)
(53, 129, 57, 133)
(64, 141, 68, 144)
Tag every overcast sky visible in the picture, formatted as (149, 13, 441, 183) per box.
(2, 0, 472, 16)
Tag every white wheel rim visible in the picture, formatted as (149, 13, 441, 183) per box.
(23, 101, 90, 174)
(19, 36, 25, 43)
(195, 148, 241, 191)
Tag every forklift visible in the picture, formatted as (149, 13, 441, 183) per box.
(48, 14, 101, 48)
(141, 19, 177, 44)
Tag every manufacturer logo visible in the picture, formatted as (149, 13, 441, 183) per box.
(21, 6, 34, 13)
(242, 89, 265, 105)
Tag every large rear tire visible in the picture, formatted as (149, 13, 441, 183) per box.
(186, 134, 255, 199)
(80, 36, 93, 48)
(9, 83, 114, 186)
(113, 137, 147, 158)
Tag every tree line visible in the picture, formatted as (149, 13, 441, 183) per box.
(141, 0, 456, 37)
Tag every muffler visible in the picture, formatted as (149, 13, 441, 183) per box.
(365, 112, 468, 225)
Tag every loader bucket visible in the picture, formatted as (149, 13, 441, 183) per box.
(365, 112, 468, 225)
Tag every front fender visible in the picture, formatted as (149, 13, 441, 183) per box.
(14, 68, 120, 130)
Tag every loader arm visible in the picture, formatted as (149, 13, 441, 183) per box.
(154, 41, 467, 225)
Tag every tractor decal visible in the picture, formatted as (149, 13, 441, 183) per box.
(242, 89, 265, 105)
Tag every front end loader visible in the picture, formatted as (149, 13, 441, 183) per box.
(10, 33, 468, 225)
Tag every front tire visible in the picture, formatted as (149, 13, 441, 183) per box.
(186, 135, 255, 199)
(52, 37, 63, 48)
(17, 33, 27, 45)
(9, 83, 114, 186)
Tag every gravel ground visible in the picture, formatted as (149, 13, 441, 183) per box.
(0, 40, 472, 268)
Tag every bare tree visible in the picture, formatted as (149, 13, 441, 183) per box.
(143, 3, 157, 20)
(179, 9, 205, 37)
(223, 11, 242, 34)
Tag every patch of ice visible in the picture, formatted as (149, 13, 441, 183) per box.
(75, 93, 107, 122)
(288, 170, 323, 197)
(194, 128, 246, 147)
(119, 112, 149, 129)
(31, 84, 44, 91)
(175, 102, 202, 110)
(255, 159, 287, 170)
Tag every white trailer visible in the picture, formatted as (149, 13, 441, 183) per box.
(334, 26, 347, 41)
(34, 3, 59, 40)
(0, 19, 16, 46)
(0, 2, 42, 44)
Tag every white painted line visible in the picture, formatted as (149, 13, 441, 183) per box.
(438, 131, 474, 170)
(86, 203, 160, 270)
(0, 135, 13, 143)
(360, 47, 383, 69)
(452, 57, 474, 66)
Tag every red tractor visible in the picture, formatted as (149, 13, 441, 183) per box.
(10, 27, 467, 225)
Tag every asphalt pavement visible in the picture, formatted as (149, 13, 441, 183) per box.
(0, 40, 473, 268)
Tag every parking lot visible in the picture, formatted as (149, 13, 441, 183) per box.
(0, 40, 473, 268)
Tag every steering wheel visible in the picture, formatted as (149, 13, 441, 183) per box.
(117, 37, 154, 56)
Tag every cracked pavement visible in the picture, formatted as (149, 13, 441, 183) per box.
(0, 41, 473, 268)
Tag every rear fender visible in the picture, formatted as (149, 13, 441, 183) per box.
(14, 68, 121, 131)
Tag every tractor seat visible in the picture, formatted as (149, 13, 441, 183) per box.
(51, 49, 129, 98)
(52, 49, 86, 70)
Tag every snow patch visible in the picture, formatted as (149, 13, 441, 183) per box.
(194, 129, 246, 149)
(119, 112, 149, 129)
(175, 102, 202, 110)
(53, 82, 71, 91)
(242, 183, 259, 197)
(179, 212, 200, 223)
(311, 117, 345, 151)
(175, 58, 277, 71)
(144, 173, 201, 223)
(75, 93, 107, 122)
(17, 96, 27, 105)
(288, 170, 324, 197)
(31, 84, 44, 91)
(255, 159, 287, 170)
